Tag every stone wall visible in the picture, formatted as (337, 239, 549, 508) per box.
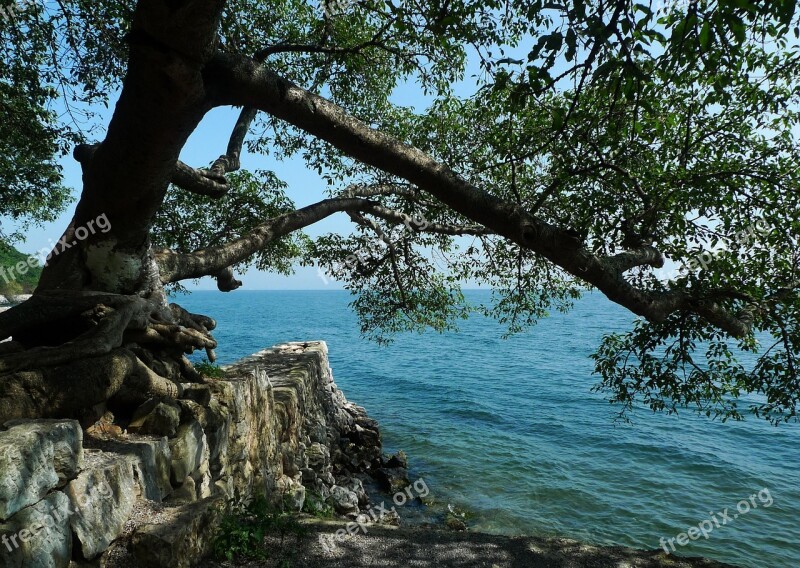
(0, 342, 390, 567)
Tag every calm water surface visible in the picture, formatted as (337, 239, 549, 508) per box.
(178, 290, 799, 568)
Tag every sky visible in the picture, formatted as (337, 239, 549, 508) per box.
(9, 102, 360, 290)
(4, 26, 486, 291)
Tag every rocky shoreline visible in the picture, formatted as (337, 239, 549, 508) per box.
(0, 341, 418, 567)
(0, 341, 740, 568)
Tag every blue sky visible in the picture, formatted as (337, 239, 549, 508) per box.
(6, 46, 487, 290)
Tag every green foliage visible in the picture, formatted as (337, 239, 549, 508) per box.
(5, 0, 800, 422)
(212, 496, 306, 563)
(0, 242, 42, 295)
(301, 490, 335, 518)
(152, 170, 308, 280)
(194, 361, 226, 379)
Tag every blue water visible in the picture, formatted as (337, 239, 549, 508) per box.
(178, 290, 799, 568)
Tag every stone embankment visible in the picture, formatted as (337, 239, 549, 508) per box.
(0, 342, 404, 567)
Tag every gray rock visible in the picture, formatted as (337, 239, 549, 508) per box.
(306, 442, 330, 469)
(374, 467, 410, 494)
(131, 497, 224, 568)
(170, 476, 196, 503)
(343, 477, 369, 507)
(169, 420, 207, 485)
(286, 484, 305, 511)
(0, 420, 83, 520)
(89, 438, 172, 502)
(0, 491, 72, 567)
(328, 485, 359, 514)
(66, 453, 137, 560)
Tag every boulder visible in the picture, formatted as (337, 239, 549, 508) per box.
(374, 467, 410, 494)
(328, 485, 359, 514)
(169, 420, 207, 485)
(386, 450, 409, 469)
(0, 420, 83, 520)
(66, 453, 137, 560)
(131, 497, 224, 568)
(285, 483, 306, 511)
(342, 477, 369, 507)
(0, 491, 72, 567)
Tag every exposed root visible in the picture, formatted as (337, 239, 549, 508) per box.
(112, 352, 184, 407)
(0, 291, 220, 421)
(0, 301, 138, 374)
(0, 349, 135, 422)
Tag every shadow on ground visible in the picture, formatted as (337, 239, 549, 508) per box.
(200, 518, 739, 568)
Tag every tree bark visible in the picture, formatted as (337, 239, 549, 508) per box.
(1, 1, 228, 423)
(201, 53, 753, 338)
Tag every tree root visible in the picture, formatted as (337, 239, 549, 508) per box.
(0, 291, 220, 421)
(0, 349, 135, 422)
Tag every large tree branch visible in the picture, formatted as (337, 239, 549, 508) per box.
(155, 193, 490, 285)
(201, 52, 754, 337)
(155, 197, 376, 283)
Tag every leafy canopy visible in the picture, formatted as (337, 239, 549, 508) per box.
(3, 0, 800, 422)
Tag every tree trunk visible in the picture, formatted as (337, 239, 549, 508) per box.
(0, 0, 227, 424)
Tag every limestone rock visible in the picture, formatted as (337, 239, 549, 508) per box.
(342, 477, 369, 507)
(66, 453, 137, 560)
(0, 491, 72, 567)
(169, 420, 207, 485)
(170, 476, 196, 503)
(131, 497, 224, 568)
(306, 442, 330, 469)
(0, 420, 83, 520)
(286, 484, 306, 511)
(328, 485, 359, 514)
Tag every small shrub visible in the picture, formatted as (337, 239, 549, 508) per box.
(212, 497, 306, 563)
(195, 360, 226, 379)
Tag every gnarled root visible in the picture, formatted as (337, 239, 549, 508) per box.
(0, 291, 220, 422)
(0, 349, 135, 422)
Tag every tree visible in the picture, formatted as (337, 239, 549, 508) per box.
(0, 0, 798, 424)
